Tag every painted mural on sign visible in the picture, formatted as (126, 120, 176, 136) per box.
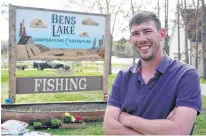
(16, 8, 106, 61)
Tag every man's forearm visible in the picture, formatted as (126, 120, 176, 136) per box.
(104, 118, 142, 135)
(125, 116, 184, 135)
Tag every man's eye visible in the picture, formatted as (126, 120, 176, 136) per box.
(132, 33, 139, 36)
(145, 30, 152, 34)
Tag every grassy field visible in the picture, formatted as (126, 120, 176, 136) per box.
(201, 78, 206, 84)
(1, 70, 206, 135)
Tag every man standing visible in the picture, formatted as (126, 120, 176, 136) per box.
(103, 11, 202, 135)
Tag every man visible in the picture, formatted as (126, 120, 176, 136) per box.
(103, 11, 202, 135)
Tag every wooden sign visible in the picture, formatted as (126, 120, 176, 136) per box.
(9, 4, 110, 102)
(16, 76, 103, 94)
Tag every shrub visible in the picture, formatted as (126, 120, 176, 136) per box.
(51, 119, 61, 126)
(33, 122, 41, 127)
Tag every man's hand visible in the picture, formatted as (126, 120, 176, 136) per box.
(119, 112, 132, 126)
(103, 106, 142, 135)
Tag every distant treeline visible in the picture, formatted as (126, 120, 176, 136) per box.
(112, 37, 138, 58)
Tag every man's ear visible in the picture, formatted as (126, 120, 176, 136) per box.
(160, 28, 166, 41)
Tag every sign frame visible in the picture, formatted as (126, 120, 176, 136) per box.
(8, 4, 110, 102)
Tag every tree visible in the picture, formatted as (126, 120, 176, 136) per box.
(177, 0, 181, 61)
(1, 1, 8, 20)
(165, 0, 169, 55)
(113, 38, 133, 58)
(195, 0, 200, 68)
(184, 0, 189, 64)
(130, 0, 136, 64)
(201, 0, 206, 78)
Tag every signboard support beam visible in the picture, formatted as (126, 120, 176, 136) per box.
(8, 4, 17, 103)
(103, 15, 111, 100)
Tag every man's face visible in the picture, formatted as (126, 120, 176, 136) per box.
(129, 21, 165, 61)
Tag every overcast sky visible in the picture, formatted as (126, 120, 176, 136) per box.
(0, 0, 197, 41)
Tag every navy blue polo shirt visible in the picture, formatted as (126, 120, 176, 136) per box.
(108, 55, 202, 132)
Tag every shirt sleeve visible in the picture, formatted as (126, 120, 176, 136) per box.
(107, 71, 123, 108)
(176, 69, 202, 115)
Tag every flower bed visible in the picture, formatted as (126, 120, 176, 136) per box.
(33, 119, 61, 130)
(61, 112, 86, 129)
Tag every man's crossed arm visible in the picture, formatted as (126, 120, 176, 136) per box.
(103, 105, 197, 135)
(103, 106, 142, 135)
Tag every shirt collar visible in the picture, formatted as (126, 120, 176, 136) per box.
(129, 55, 170, 74)
(156, 55, 170, 73)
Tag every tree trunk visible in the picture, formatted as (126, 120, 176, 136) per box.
(184, 0, 189, 64)
(157, 0, 160, 18)
(131, 0, 136, 64)
(165, 0, 169, 55)
(178, 0, 181, 61)
(201, 0, 206, 78)
(195, 0, 200, 69)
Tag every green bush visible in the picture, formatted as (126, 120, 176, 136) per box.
(33, 122, 41, 127)
(51, 119, 61, 126)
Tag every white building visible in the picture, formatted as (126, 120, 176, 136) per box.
(168, 8, 205, 77)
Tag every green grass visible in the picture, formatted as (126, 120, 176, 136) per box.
(202, 96, 206, 109)
(1, 70, 103, 84)
(28, 121, 103, 135)
(193, 114, 206, 135)
(201, 78, 206, 84)
(25, 115, 206, 135)
(111, 63, 130, 67)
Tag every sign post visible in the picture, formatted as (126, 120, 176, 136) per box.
(9, 4, 17, 103)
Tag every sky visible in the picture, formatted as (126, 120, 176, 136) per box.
(0, 0, 197, 41)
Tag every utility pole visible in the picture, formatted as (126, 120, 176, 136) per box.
(184, 0, 189, 64)
(178, 0, 181, 61)
(131, 0, 136, 64)
(201, 0, 206, 78)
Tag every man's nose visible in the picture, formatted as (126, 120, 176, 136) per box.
(138, 34, 148, 44)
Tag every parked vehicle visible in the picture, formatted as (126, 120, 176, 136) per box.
(16, 65, 28, 70)
(33, 61, 69, 70)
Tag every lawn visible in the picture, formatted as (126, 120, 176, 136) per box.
(26, 114, 206, 135)
(201, 78, 206, 84)
(27, 121, 104, 135)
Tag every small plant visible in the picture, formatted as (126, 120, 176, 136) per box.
(33, 121, 41, 127)
(63, 112, 83, 123)
(75, 115, 83, 123)
(63, 112, 72, 123)
(51, 119, 61, 127)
